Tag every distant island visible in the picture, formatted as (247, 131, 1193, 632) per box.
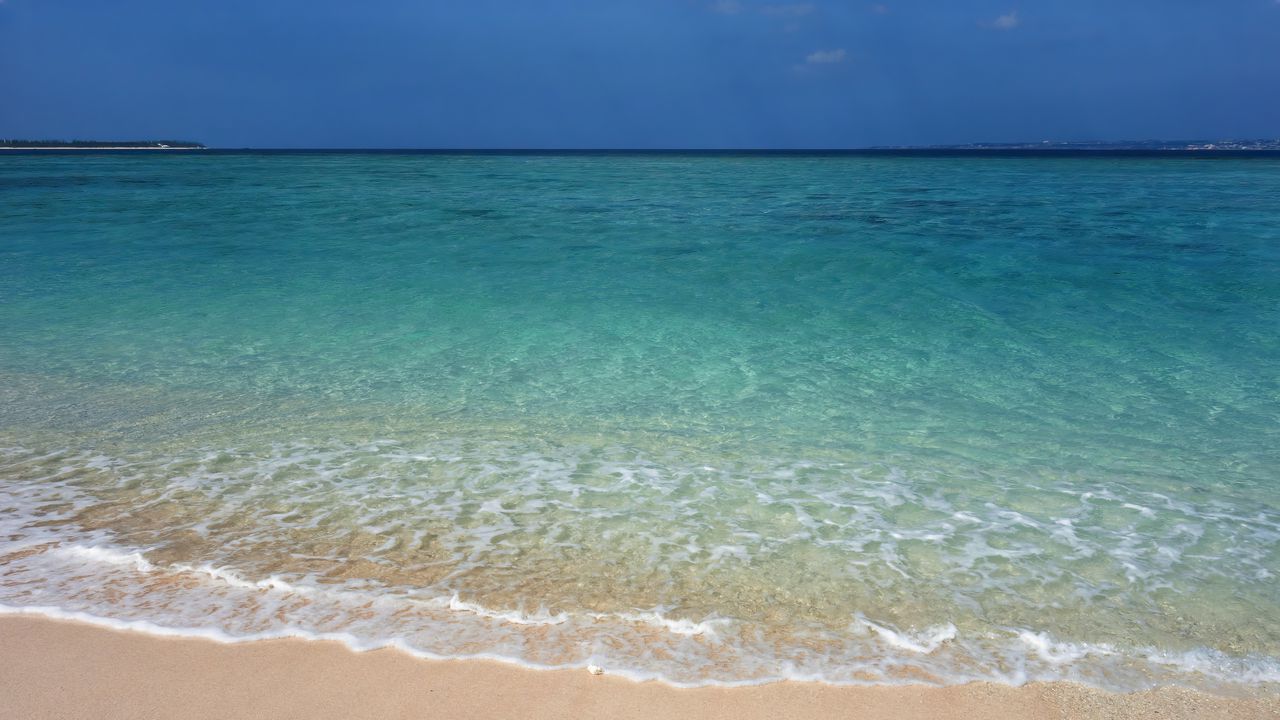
(3, 139, 1277, 152)
(876, 139, 1280, 151)
(0, 139, 205, 150)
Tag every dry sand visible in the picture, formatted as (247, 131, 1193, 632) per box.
(0, 615, 1275, 720)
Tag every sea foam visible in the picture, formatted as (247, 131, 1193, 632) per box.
(2, 441, 1278, 693)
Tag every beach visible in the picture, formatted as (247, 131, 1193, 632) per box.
(2, 152, 1279, 712)
(6, 0, 1279, 714)
(3, 615, 1275, 720)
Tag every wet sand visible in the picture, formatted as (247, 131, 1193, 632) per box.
(1, 616, 1275, 719)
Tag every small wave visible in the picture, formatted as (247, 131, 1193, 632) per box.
(446, 594, 569, 626)
(51, 545, 156, 574)
(599, 611, 732, 637)
(854, 614, 957, 655)
(1017, 631, 1107, 665)
(174, 563, 313, 596)
(3, 441, 1279, 693)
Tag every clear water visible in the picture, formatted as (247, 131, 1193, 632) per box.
(2, 152, 1278, 691)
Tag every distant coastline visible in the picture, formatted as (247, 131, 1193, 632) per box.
(874, 139, 1280, 151)
(0, 140, 205, 150)
(3, 139, 1279, 153)
(5, 139, 1280, 155)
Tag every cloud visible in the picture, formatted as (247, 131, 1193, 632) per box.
(990, 11, 1019, 30)
(870, 4, 889, 14)
(805, 49, 846, 64)
(714, 1, 816, 18)
(761, 3, 815, 16)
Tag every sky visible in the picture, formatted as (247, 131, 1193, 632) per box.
(1, 1, 1278, 148)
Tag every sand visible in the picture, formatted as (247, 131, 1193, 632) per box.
(1, 616, 1275, 719)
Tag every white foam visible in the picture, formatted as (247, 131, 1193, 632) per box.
(854, 614, 957, 655)
(51, 545, 156, 574)
(1017, 631, 1102, 665)
(0, 603, 584, 675)
(603, 611, 731, 637)
(446, 594, 568, 626)
(176, 563, 312, 596)
(1145, 647, 1280, 685)
(0, 602, 752, 688)
(3, 440, 1280, 693)
(1122, 503, 1157, 518)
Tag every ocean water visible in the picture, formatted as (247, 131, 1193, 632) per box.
(1, 152, 1278, 693)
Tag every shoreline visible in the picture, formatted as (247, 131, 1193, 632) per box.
(1, 616, 1275, 720)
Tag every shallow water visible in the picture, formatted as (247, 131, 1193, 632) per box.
(2, 153, 1278, 691)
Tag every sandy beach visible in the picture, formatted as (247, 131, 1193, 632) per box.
(0, 615, 1273, 720)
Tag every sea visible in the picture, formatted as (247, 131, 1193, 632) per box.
(1, 151, 1277, 693)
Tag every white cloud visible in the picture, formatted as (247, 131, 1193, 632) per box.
(761, 3, 815, 16)
(714, 1, 817, 18)
(991, 11, 1019, 29)
(805, 48, 846, 64)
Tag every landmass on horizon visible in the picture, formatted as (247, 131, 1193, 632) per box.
(876, 139, 1280, 151)
(3, 139, 1279, 151)
(0, 139, 205, 150)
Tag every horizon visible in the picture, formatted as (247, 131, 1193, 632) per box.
(2, 1, 1279, 148)
(4, 2, 1280, 715)
(6, 138, 1280, 153)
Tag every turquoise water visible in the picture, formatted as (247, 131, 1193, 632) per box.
(1, 152, 1278, 691)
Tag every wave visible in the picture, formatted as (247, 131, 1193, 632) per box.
(2, 538, 1279, 692)
(2, 442, 1279, 693)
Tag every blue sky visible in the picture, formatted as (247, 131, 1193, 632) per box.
(1, 1, 1278, 148)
